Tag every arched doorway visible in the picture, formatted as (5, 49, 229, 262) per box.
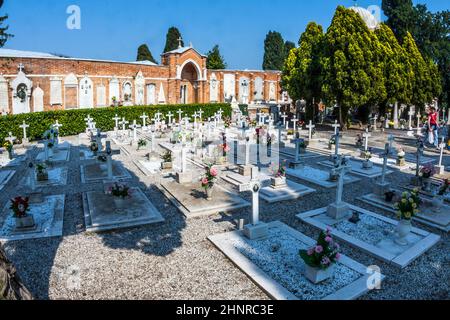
(180, 62, 200, 104)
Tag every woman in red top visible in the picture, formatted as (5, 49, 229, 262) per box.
(428, 107, 440, 148)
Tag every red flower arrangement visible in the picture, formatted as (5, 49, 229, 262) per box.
(10, 197, 30, 218)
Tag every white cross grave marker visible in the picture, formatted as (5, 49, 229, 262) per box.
(306, 121, 315, 140)
(19, 121, 29, 143)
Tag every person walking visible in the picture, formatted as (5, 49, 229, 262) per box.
(428, 107, 440, 148)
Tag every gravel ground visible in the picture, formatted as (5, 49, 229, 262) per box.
(0, 127, 449, 300)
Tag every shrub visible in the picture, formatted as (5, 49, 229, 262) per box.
(0, 103, 231, 144)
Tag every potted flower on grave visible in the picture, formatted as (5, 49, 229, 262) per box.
(35, 163, 48, 181)
(420, 164, 436, 179)
(396, 148, 406, 166)
(97, 155, 107, 163)
(362, 149, 373, 169)
(10, 196, 34, 229)
(328, 136, 336, 150)
(299, 139, 307, 153)
(223, 117, 232, 129)
(201, 164, 218, 201)
(90, 141, 99, 156)
(287, 129, 295, 137)
(299, 228, 341, 284)
(161, 150, 173, 170)
(137, 138, 147, 151)
(269, 161, 287, 188)
(388, 121, 395, 129)
(384, 190, 396, 203)
(3, 141, 13, 159)
(399, 119, 406, 130)
(107, 183, 132, 210)
(394, 190, 420, 245)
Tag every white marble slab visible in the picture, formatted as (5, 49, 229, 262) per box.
(297, 205, 440, 268)
(318, 159, 393, 179)
(260, 180, 316, 203)
(22, 167, 68, 188)
(36, 149, 70, 163)
(209, 221, 384, 300)
(286, 165, 360, 189)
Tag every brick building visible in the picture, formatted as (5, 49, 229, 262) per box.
(0, 45, 286, 115)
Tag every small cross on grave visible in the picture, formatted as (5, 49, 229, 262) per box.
(290, 116, 298, 131)
(176, 145, 192, 184)
(281, 113, 288, 127)
(140, 113, 149, 129)
(119, 118, 129, 133)
(5, 132, 17, 145)
(19, 121, 29, 144)
(112, 114, 121, 132)
(289, 132, 304, 169)
(435, 137, 446, 175)
(193, 112, 199, 127)
(306, 120, 315, 141)
(129, 120, 141, 142)
(100, 141, 120, 181)
(260, 113, 267, 125)
(217, 108, 224, 121)
(372, 114, 378, 132)
(407, 110, 415, 136)
(177, 109, 184, 123)
(197, 109, 204, 122)
(183, 116, 191, 129)
(239, 166, 270, 240)
(374, 143, 391, 196)
(166, 112, 174, 126)
(416, 113, 422, 136)
(327, 156, 352, 220)
(362, 129, 371, 152)
(332, 120, 340, 135)
(333, 128, 341, 158)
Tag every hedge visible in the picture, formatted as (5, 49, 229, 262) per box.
(0, 103, 232, 144)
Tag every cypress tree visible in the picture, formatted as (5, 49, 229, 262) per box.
(262, 31, 285, 70)
(0, 0, 13, 48)
(164, 27, 184, 53)
(136, 44, 157, 64)
(206, 45, 227, 70)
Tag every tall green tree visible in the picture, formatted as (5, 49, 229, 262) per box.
(0, 0, 13, 48)
(283, 41, 296, 62)
(322, 6, 379, 127)
(282, 22, 324, 121)
(136, 44, 157, 63)
(163, 27, 183, 53)
(375, 23, 412, 112)
(262, 31, 285, 70)
(402, 31, 441, 108)
(382, 0, 415, 41)
(206, 45, 227, 69)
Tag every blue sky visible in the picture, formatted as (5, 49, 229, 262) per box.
(2, 0, 449, 70)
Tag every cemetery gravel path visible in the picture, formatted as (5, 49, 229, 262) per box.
(1, 131, 449, 300)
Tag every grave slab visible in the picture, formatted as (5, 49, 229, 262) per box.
(159, 179, 250, 218)
(79, 148, 98, 161)
(286, 165, 360, 189)
(278, 146, 322, 159)
(83, 187, 164, 232)
(0, 154, 27, 167)
(318, 159, 393, 178)
(0, 194, 65, 242)
(369, 154, 411, 171)
(0, 170, 15, 191)
(359, 192, 450, 232)
(134, 159, 162, 176)
(23, 167, 68, 188)
(297, 205, 440, 268)
(260, 180, 316, 203)
(80, 161, 131, 183)
(221, 171, 271, 187)
(209, 221, 384, 300)
(36, 149, 70, 163)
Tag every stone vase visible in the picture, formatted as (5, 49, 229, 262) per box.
(15, 214, 35, 230)
(7, 150, 13, 160)
(161, 161, 173, 170)
(362, 160, 373, 169)
(205, 186, 215, 201)
(114, 197, 128, 210)
(36, 170, 49, 182)
(304, 264, 335, 284)
(271, 176, 287, 188)
(395, 219, 412, 246)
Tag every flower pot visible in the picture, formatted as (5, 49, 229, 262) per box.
(114, 197, 128, 210)
(362, 160, 373, 169)
(304, 264, 335, 284)
(8, 150, 13, 160)
(36, 171, 48, 181)
(161, 161, 173, 170)
(15, 214, 35, 230)
(395, 219, 412, 246)
(271, 177, 287, 188)
(205, 186, 214, 201)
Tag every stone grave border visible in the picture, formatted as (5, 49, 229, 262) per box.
(296, 205, 440, 268)
(286, 165, 361, 189)
(82, 187, 165, 232)
(209, 221, 383, 300)
(80, 162, 131, 183)
(359, 191, 450, 232)
(0, 194, 65, 242)
(157, 179, 250, 218)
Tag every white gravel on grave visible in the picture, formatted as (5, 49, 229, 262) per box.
(230, 226, 361, 300)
